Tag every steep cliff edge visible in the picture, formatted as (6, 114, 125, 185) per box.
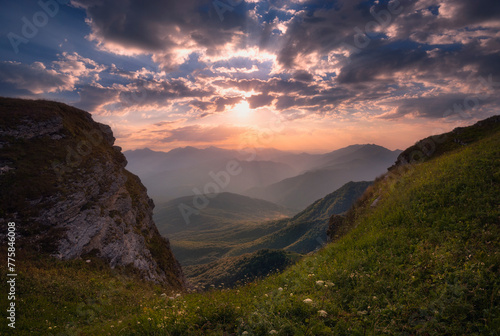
(0, 97, 184, 288)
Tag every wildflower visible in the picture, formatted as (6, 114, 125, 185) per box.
(137, 321, 141, 324)
(326, 281, 334, 287)
(269, 330, 278, 334)
(175, 293, 181, 298)
(278, 287, 283, 291)
(161, 293, 166, 297)
(303, 298, 313, 304)
(242, 332, 249, 335)
(290, 293, 293, 296)
(317, 310, 328, 317)
(308, 274, 315, 277)
(315, 280, 324, 286)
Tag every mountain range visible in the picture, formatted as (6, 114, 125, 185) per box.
(124, 144, 401, 210)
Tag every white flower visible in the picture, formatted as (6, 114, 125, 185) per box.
(278, 287, 283, 291)
(269, 330, 278, 334)
(303, 298, 313, 304)
(326, 281, 334, 287)
(242, 332, 249, 335)
(315, 280, 324, 286)
(317, 310, 328, 317)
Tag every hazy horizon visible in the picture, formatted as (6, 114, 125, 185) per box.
(124, 142, 404, 155)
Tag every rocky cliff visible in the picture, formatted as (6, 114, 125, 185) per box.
(0, 97, 185, 288)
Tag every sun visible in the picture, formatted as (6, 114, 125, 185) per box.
(232, 100, 252, 119)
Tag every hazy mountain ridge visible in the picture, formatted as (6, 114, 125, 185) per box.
(246, 144, 401, 209)
(125, 144, 400, 209)
(125, 147, 298, 203)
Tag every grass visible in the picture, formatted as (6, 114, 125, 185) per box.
(0, 250, 180, 335)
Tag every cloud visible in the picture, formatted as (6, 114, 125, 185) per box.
(0, 61, 73, 94)
(380, 93, 500, 120)
(76, 85, 119, 112)
(247, 93, 275, 108)
(74, 0, 254, 70)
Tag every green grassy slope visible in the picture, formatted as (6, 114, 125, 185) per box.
(124, 119, 499, 335)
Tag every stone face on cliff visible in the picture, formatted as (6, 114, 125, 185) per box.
(0, 97, 185, 288)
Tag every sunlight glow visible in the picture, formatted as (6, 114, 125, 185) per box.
(232, 100, 252, 120)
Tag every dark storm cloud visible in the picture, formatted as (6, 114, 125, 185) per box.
(74, 0, 254, 69)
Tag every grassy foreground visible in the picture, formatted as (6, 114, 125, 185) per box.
(1, 130, 499, 335)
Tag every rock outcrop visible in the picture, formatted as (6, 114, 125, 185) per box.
(0, 97, 185, 288)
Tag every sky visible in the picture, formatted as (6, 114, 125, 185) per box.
(1, 0, 499, 153)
